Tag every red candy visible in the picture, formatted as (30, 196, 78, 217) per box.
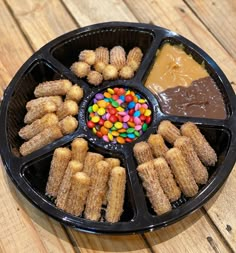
(87, 121, 95, 128)
(98, 118, 105, 125)
(109, 108, 117, 115)
(145, 116, 151, 124)
(109, 115, 118, 123)
(125, 94, 133, 102)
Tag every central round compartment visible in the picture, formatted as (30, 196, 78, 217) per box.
(86, 87, 153, 144)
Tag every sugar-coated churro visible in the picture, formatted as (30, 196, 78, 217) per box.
(147, 133, 169, 158)
(65, 85, 83, 103)
(83, 152, 104, 176)
(56, 100, 79, 120)
(157, 120, 181, 144)
(71, 138, 88, 163)
(26, 96, 63, 111)
(133, 141, 154, 164)
(59, 116, 78, 135)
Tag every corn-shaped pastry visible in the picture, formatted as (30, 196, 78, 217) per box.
(19, 125, 63, 156)
(59, 116, 78, 135)
(45, 147, 71, 197)
(102, 64, 118, 80)
(83, 152, 104, 176)
(110, 46, 126, 70)
(106, 166, 126, 223)
(84, 161, 110, 221)
(87, 71, 103, 86)
(24, 101, 57, 124)
(153, 158, 181, 202)
(133, 141, 153, 164)
(56, 160, 83, 210)
(26, 96, 63, 111)
(166, 148, 198, 197)
(95, 46, 109, 64)
(137, 161, 172, 215)
(65, 85, 83, 102)
(127, 47, 143, 71)
(119, 65, 134, 79)
(79, 50, 96, 65)
(34, 79, 72, 97)
(19, 113, 58, 140)
(174, 136, 208, 184)
(147, 133, 169, 158)
(71, 138, 88, 163)
(64, 172, 91, 216)
(181, 122, 217, 166)
(56, 100, 79, 121)
(157, 120, 181, 144)
(70, 61, 91, 78)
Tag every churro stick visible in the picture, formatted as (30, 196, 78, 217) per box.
(19, 125, 63, 156)
(65, 172, 90, 216)
(59, 116, 78, 135)
(175, 136, 208, 184)
(147, 133, 169, 158)
(45, 147, 71, 197)
(71, 138, 88, 163)
(137, 161, 172, 215)
(166, 148, 198, 197)
(65, 85, 83, 102)
(153, 158, 181, 202)
(84, 161, 110, 221)
(157, 120, 181, 144)
(106, 166, 126, 223)
(19, 113, 58, 140)
(26, 96, 63, 111)
(181, 122, 217, 166)
(56, 100, 79, 120)
(34, 79, 72, 97)
(56, 160, 83, 210)
(24, 101, 57, 124)
(83, 152, 104, 176)
(133, 141, 154, 164)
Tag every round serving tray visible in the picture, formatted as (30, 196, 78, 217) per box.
(0, 22, 235, 234)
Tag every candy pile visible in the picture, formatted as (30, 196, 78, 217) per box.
(87, 87, 152, 144)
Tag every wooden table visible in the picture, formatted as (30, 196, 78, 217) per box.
(0, 1, 235, 252)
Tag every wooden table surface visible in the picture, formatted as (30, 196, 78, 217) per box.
(0, 1, 236, 252)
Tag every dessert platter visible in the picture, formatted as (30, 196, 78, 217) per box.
(0, 22, 235, 234)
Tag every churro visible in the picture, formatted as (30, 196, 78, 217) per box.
(110, 46, 126, 70)
(95, 46, 109, 64)
(65, 85, 83, 102)
(83, 152, 104, 176)
(133, 141, 153, 164)
(70, 61, 90, 78)
(71, 138, 88, 163)
(147, 133, 169, 158)
(127, 47, 143, 71)
(58, 116, 78, 135)
(26, 96, 63, 111)
(56, 100, 79, 120)
(157, 120, 181, 144)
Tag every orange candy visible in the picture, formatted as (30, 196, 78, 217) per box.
(117, 136, 125, 144)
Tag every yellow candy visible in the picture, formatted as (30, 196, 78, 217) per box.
(92, 104, 99, 112)
(138, 99, 146, 104)
(92, 127, 97, 134)
(104, 121, 113, 129)
(108, 133, 113, 141)
(111, 131, 119, 137)
(116, 106, 124, 112)
(97, 107, 106, 116)
(97, 100, 107, 108)
(114, 122, 123, 129)
(144, 109, 152, 116)
(91, 116, 100, 123)
(107, 88, 114, 94)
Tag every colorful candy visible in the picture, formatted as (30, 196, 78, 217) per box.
(87, 87, 152, 144)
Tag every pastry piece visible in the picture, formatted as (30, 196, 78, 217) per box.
(102, 64, 118, 80)
(106, 166, 126, 223)
(133, 141, 153, 164)
(19, 113, 58, 140)
(26, 96, 63, 111)
(65, 85, 83, 103)
(70, 61, 90, 78)
(147, 133, 169, 158)
(137, 161, 172, 215)
(34, 80, 72, 97)
(84, 161, 110, 221)
(175, 136, 208, 184)
(79, 50, 96, 65)
(45, 147, 71, 197)
(64, 172, 91, 216)
(83, 152, 104, 176)
(87, 71, 103, 86)
(24, 101, 57, 124)
(166, 148, 198, 197)
(127, 47, 143, 71)
(181, 122, 217, 166)
(19, 125, 63, 156)
(71, 138, 88, 163)
(157, 120, 181, 144)
(56, 160, 83, 210)
(110, 46, 126, 70)
(59, 116, 78, 135)
(56, 100, 79, 120)
(95, 46, 109, 64)
(94, 61, 106, 73)
(119, 65, 134, 79)
(153, 158, 181, 202)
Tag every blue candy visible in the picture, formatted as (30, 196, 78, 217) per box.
(128, 101, 135, 109)
(133, 110, 141, 117)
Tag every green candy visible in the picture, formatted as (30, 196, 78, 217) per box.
(111, 101, 119, 108)
(88, 106, 93, 113)
(134, 130, 140, 137)
(142, 123, 148, 131)
(127, 128, 134, 133)
(120, 133, 127, 137)
(111, 126, 117, 131)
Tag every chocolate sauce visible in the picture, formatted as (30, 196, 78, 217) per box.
(157, 77, 227, 119)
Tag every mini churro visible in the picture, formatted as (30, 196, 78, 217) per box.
(70, 61, 90, 78)
(166, 148, 198, 197)
(153, 158, 181, 202)
(71, 138, 88, 163)
(106, 166, 126, 223)
(157, 120, 181, 144)
(119, 65, 134, 79)
(34, 79, 72, 97)
(102, 64, 118, 80)
(26, 96, 63, 111)
(87, 71, 103, 86)
(83, 152, 104, 176)
(19, 113, 58, 140)
(137, 161, 172, 215)
(95, 46, 109, 64)
(127, 47, 143, 71)
(19, 125, 63, 156)
(59, 116, 78, 135)
(65, 85, 83, 102)
(147, 133, 169, 158)
(181, 122, 217, 166)
(45, 147, 71, 197)
(133, 141, 154, 164)
(110, 46, 126, 70)
(94, 61, 106, 73)
(84, 161, 110, 221)
(79, 50, 96, 65)
(56, 100, 79, 120)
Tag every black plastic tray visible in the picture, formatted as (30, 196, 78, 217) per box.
(0, 22, 235, 234)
